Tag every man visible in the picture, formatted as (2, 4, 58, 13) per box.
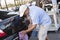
(19, 5, 51, 40)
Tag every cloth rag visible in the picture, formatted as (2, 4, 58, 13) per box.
(19, 32, 28, 40)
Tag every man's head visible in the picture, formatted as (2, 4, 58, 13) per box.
(19, 5, 29, 17)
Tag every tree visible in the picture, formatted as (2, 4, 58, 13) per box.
(14, 0, 20, 6)
(35, 0, 44, 8)
(0, 0, 2, 9)
(19, 0, 20, 5)
(14, 0, 16, 6)
(4, 0, 8, 10)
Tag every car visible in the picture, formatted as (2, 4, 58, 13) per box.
(0, 10, 32, 40)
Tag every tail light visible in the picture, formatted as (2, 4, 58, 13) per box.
(0, 29, 7, 38)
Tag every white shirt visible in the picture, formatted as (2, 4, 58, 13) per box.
(29, 6, 51, 26)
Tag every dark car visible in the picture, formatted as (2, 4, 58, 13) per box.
(0, 10, 31, 40)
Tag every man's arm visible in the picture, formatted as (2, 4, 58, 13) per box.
(21, 12, 39, 34)
(20, 21, 36, 35)
(26, 24, 37, 33)
(26, 16, 37, 33)
(20, 17, 37, 34)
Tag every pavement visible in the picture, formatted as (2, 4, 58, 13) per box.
(29, 29, 60, 40)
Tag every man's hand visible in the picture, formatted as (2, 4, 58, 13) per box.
(20, 24, 36, 36)
(20, 30, 27, 36)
